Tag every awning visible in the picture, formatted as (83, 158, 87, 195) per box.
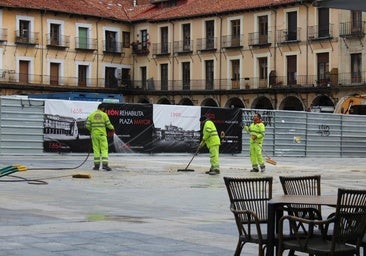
(313, 0, 366, 11)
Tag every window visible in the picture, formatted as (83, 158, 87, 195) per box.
(140, 66, 147, 89)
(19, 60, 29, 83)
(205, 20, 215, 49)
(351, 10, 362, 34)
(122, 31, 130, 48)
(231, 19, 240, 47)
(78, 65, 88, 87)
(258, 16, 268, 44)
(231, 59, 240, 89)
(160, 64, 168, 90)
(105, 31, 117, 52)
(318, 8, 329, 38)
(259, 58, 268, 80)
(182, 62, 190, 90)
(50, 23, 60, 45)
(317, 52, 329, 85)
(205, 60, 214, 90)
(77, 27, 88, 49)
(160, 26, 169, 54)
(19, 20, 30, 43)
(141, 29, 148, 48)
(105, 67, 118, 88)
(287, 55, 297, 84)
(182, 24, 191, 51)
(50, 63, 60, 85)
(351, 53, 362, 83)
(287, 12, 297, 41)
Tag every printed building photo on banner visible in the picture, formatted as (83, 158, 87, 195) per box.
(201, 107, 242, 154)
(104, 103, 153, 153)
(44, 100, 99, 152)
(152, 105, 201, 153)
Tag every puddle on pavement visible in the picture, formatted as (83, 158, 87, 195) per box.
(87, 213, 147, 223)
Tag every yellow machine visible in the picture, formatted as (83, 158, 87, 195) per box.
(334, 95, 366, 115)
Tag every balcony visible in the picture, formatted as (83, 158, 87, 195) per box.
(248, 32, 271, 47)
(46, 34, 70, 48)
(15, 30, 39, 45)
(1, 69, 366, 93)
(196, 37, 217, 52)
(339, 21, 366, 38)
(151, 42, 171, 57)
(221, 35, 243, 49)
(103, 40, 123, 54)
(277, 28, 301, 44)
(131, 41, 150, 56)
(173, 40, 193, 54)
(75, 37, 97, 51)
(0, 28, 8, 42)
(308, 24, 334, 40)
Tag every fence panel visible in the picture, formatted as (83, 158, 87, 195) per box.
(341, 115, 366, 157)
(0, 97, 44, 155)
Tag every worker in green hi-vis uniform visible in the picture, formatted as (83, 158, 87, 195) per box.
(199, 115, 221, 175)
(86, 103, 114, 171)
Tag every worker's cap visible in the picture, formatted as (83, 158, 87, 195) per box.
(199, 116, 207, 122)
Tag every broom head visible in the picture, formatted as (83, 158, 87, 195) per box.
(265, 157, 277, 165)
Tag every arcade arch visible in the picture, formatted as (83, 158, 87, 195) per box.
(179, 98, 194, 105)
(201, 97, 219, 107)
(279, 96, 304, 111)
(310, 95, 334, 112)
(251, 96, 274, 109)
(225, 97, 245, 108)
(156, 97, 172, 104)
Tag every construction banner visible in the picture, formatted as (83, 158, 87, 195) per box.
(201, 107, 242, 154)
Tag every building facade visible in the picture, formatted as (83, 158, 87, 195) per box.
(0, 0, 365, 112)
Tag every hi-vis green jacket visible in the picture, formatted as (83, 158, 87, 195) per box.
(86, 109, 114, 136)
(247, 122, 265, 144)
(201, 119, 221, 148)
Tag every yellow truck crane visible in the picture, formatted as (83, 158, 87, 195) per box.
(334, 95, 366, 115)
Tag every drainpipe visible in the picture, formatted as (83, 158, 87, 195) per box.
(41, 10, 44, 85)
(170, 21, 175, 91)
(300, 0, 309, 84)
(96, 19, 100, 87)
(219, 15, 222, 107)
(272, 8, 277, 109)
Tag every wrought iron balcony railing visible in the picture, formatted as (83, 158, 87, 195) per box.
(1, 69, 366, 91)
(339, 21, 366, 37)
(221, 35, 243, 49)
(0, 28, 8, 42)
(196, 37, 217, 52)
(102, 40, 123, 54)
(75, 37, 97, 50)
(248, 32, 271, 46)
(15, 30, 40, 45)
(173, 40, 193, 53)
(277, 28, 301, 43)
(308, 24, 334, 40)
(46, 34, 70, 48)
(151, 42, 171, 56)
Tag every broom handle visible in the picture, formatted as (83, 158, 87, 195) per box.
(184, 146, 200, 170)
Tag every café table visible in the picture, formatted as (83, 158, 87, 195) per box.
(266, 194, 337, 256)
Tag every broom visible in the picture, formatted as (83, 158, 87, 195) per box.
(177, 146, 200, 172)
(243, 126, 277, 165)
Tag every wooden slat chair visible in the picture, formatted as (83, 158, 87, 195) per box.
(278, 188, 366, 256)
(223, 176, 273, 256)
(279, 175, 322, 221)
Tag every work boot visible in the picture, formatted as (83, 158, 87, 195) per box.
(207, 169, 220, 175)
(260, 165, 266, 172)
(93, 164, 100, 171)
(250, 168, 259, 172)
(102, 163, 112, 171)
(205, 168, 213, 174)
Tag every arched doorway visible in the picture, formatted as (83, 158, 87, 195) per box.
(156, 97, 171, 105)
(310, 95, 334, 113)
(201, 98, 219, 107)
(252, 96, 274, 109)
(225, 97, 245, 108)
(179, 98, 194, 105)
(279, 96, 304, 111)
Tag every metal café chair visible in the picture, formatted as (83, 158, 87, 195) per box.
(223, 176, 273, 256)
(277, 188, 366, 256)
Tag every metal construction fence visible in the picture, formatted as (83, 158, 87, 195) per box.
(1, 96, 366, 157)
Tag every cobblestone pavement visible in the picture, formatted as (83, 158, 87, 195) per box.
(0, 153, 365, 256)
